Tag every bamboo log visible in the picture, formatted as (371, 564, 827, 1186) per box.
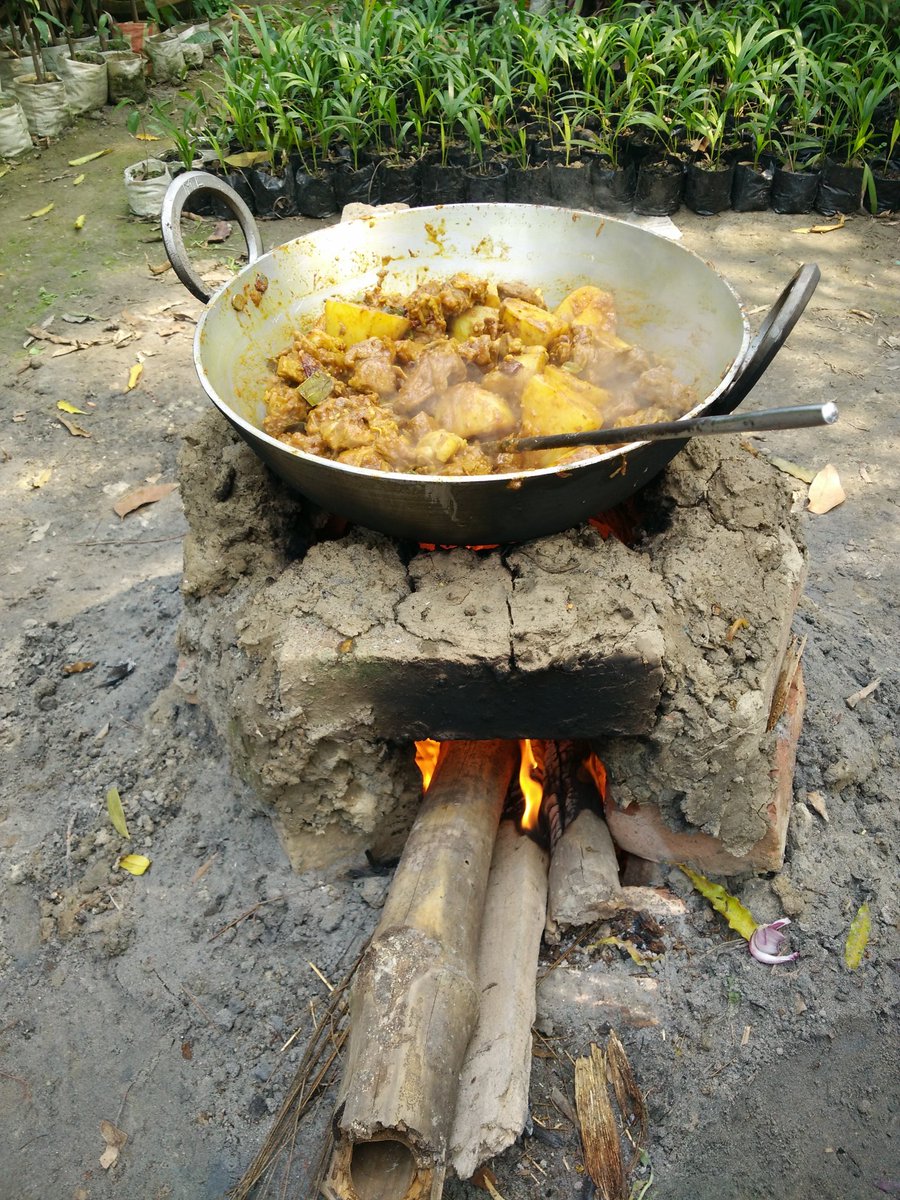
(324, 740, 518, 1200)
(545, 809, 622, 942)
(449, 819, 549, 1179)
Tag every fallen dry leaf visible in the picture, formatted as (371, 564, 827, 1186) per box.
(29, 522, 50, 543)
(134, 132, 161, 141)
(74, 214, 86, 231)
(147, 259, 173, 276)
(767, 455, 816, 484)
(848, 308, 875, 322)
(58, 400, 88, 413)
(127, 362, 143, 390)
(73, 173, 85, 186)
(62, 661, 97, 675)
(806, 790, 829, 821)
(107, 786, 130, 838)
(206, 220, 233, 244)
(24, 203, 54, 220)
(69, 148, 113, 167)
(845, 676, 881, 709)
(859, 465, 873, 483)
(741, 1025, 751, 1047)
(57, 415, 91, 438)
(726, 616, 749, 643)
(807, 464, 846, 514)
(792, 214, 846, 235)
(28, 468, 52, 489)
(113, 481, 178, 518)
(99, 1119, 127, 1170)
(224, 149, 270, 167)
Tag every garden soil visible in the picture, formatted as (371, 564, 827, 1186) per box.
(1, 114, 898, 1200)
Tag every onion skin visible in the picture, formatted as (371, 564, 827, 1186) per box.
(749, 918, 799, 965)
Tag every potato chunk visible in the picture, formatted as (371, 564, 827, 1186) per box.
(499, 298, 568, 347)
(323, 299, 411, 348)
(482, 346, 548, 400)
(554, 285, 617, 334)
(432, 383, 517, 440)
(448, 305, 500, 342)
(520, 365, 609, 439)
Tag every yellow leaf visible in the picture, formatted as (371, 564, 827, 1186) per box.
(73, 173, 86, 186)
(792, 214, 846, 235)
(58, 400, 88, 414)
(74, 214, 86, 231)
(679, 865, 758, 940)
(68, 148, 113, 167)
(25, 203, 54, 220)
(135, 132, 161, 141)
(844, 902, 871, 970)
(118, 854, 151, 876)
(127, 362, 143, 390)
(224, 150, 271, 167)
(106, 786, 130, 839)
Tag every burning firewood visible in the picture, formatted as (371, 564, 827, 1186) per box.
(449, 819, 549, 1178)
(323, 739, 518, 1200)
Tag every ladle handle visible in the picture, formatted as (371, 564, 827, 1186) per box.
(510, 402, 838, 454)
(710, 263, 821, 415)
(160, 171, 264, 304)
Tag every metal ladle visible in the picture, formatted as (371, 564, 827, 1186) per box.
(498, 401, 838, 455)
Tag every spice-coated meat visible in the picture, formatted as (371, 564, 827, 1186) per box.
(261, 275, 695, 475)
(394, 345, 467, 413)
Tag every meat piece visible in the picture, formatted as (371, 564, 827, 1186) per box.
(262, 383, 310, 436)
(497, 280, 545, 308)
(432, 383, 517, 440)
(568, 329, 651, 392)
(431, 443, 493, 476)
(337, 445, 394, 471)
(632, 366, 688, 415)
(457, 332, 514, 369)
(293, 329, 348, 375)
(306, 393, 399, 452)
(482, 346, 548, 400)
(346, 337, 400, 397)
(275, 351, 313, 385)
(394, 345, 467, 414)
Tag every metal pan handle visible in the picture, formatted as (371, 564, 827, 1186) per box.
(160, 171, 264, 304)
(709, 263, 821, 416)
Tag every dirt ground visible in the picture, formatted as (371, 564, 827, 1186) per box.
(1, 107, 898, 1200)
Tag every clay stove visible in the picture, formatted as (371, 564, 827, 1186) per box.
(178, 409, 806, 878)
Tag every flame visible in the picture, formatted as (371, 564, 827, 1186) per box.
(414, 739, 442, 792)
(584, 752, 607, 800)
(518, 738, 544, 831)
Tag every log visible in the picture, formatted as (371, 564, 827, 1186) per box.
(324, 740, 518, 1200)
(545, 808, 622, 942)
(449, 819, 549, 1179)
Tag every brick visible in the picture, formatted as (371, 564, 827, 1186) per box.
(603, 668, 806, 875)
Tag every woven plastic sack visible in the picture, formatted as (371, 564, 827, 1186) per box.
(14, 74, 68, 138)
(0, 94, 32, 156)
(0, 54, 34, 89)
(61, 53, 108, 114)
(106, 51, 146, 103)
(41, 44, 72, 74)
(145, 35, 186, 83)
(180, 39, 203, 68)
(124, 157, 172, 217)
